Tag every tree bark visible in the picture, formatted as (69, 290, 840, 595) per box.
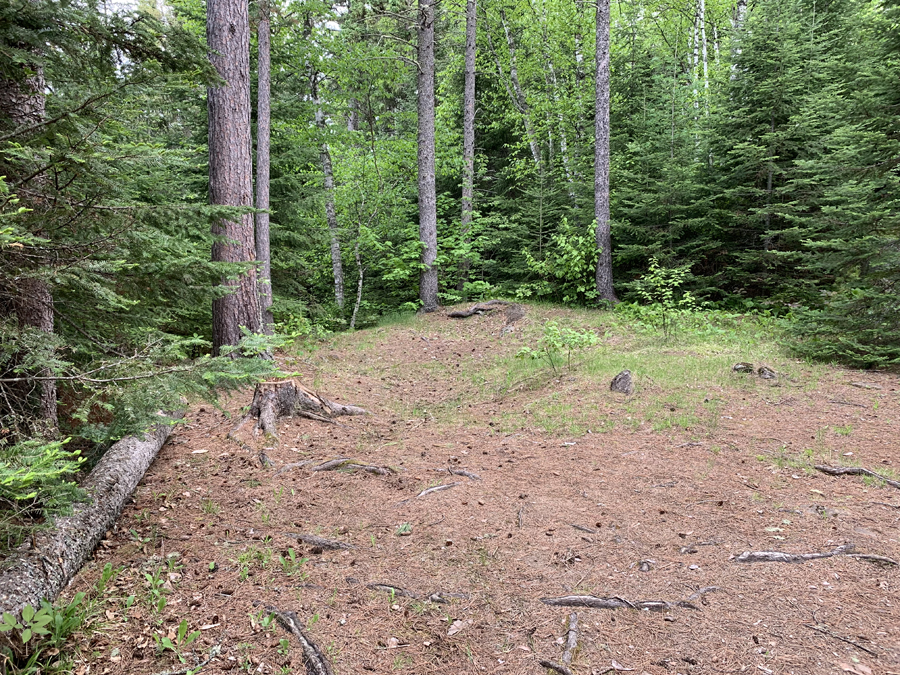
(1, 64, 57, 426)
(594, 0, 618, 303)
(322, 143, 345, 310)
(498, 9, 542, 174)
(417, 0, 439, 312)
(458, 0, 477, 294)
(0, 421, 175, 617)
(255, 6, 274, 332)
(208, 0, 261, 355)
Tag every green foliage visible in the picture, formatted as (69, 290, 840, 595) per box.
(629, 257, 701, 338)
(516, 320, 600, 374)
(154, 619, 200, 663)
(517, 218, 599, 305)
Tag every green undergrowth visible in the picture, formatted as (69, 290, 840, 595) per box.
(316, 303, 829, 436)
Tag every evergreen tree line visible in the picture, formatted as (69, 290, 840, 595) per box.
(0, 0, 897, 542)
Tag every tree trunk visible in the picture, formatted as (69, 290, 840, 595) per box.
(699, 0, 710, 114)
(208, 0, 261, 355)
(0, 421, 175, 617)
(321, 143, 345, 309)
(417, 0, 439, 312)
(255, 6, 274, 331)
(458, 0, 477, 294)
(498, 10, 542, 174)
(594, 0, 618, 303)
(1, 64, 57, 427)
(350, 237, 364, 330)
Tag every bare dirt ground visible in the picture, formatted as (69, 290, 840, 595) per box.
(66, 306, 899, 675)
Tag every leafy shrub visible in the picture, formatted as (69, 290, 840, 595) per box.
(516, 321, 600, 374)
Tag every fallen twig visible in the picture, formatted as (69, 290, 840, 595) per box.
(539, 587, 718, 612)
(416, 482, 460, 498)
(828, 400, 867, 408)
(804, 623, 878, 656)
(285, 533, 354, 550)
(734, 543, 854, 564)
(871, 501, 900, 509)
(815, 465, 900, 490)
(257, 604, 335, 675)
(517, 506, 525, 528)
(571, 524, 596, 533)
(448, 467, 481, 480)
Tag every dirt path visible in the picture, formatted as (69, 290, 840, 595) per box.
(67, 308, 899, 675)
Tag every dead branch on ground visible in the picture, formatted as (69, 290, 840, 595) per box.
(539, 660, 574, 675)
(734, 543, 854, 563)
(256, 604, 335, 675)
(562, 612, 579, 667)
(367, 583, 420, 599)
(414, 483, 459, 498)
(848, 553, 898, 566)
(814, 464, 900, 490)
(429, 467, 481, 480)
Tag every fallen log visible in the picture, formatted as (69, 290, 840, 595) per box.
(0, 418, 176, 618)
(447, 299, 513, 318)
(245, 379, 367, 438)
(814, 464, 900, 490)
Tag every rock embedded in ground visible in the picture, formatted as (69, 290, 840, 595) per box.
(610, 369, 634, 395)
(732, 362, 754, 373)
(757, 365, 777, 379)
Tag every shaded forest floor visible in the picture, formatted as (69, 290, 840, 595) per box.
(65, 305, 899, 675)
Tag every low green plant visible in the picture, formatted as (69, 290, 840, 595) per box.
(154, 619, 200, 663)
(516, 321, 599, 374)
(144, 566, 169, 615)
(277, 548, 308, 576)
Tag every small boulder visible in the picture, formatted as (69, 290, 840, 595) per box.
(757, 365, 777, 380)
(610, 370, 634, 395)
(732, 362, 754, 373)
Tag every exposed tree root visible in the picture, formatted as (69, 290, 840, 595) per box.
(244, 379, 368, 439)
(561, 612, 579, 667)
(256, 604, 335, 675)
(285, 533, 354, 550)
(815, 464, 900, 490)
(734, 543, 855, 564)
(539, 660, 574, 675)
(540, 587, 718, 612)
(447, 299, 514, 318)
(311, 457, 394, 475)
(804, 623, 878, 656)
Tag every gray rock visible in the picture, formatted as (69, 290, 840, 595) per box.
(757, 365, 777, 379)
(610, 369, 634, 395)
(732, 362, 754, 373)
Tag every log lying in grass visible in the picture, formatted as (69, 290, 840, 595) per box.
(311, 458, 394, 475)
(247, 379, 367, 437)
(0, 419, 175, 617)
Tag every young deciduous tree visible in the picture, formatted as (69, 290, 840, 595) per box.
(255, 0, 274, 331)
(208, 0, 261, 353)
(458, 0, 477, 294)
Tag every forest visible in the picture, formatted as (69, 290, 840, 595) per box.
(1, 0, 899, 670)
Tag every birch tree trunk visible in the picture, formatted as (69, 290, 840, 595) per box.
(594, 0, 618, 303)
(699, 0, 710, 114)
(208, 0, 261, 354)
(255, 5, 274, 331)
(458, 0, 477, 294)
(321, 143, 345, 309)
(498, 9, 542, 174)
(0, 63, 57, 426)
(417, 0, 439, 312)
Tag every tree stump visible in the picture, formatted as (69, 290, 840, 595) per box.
(247, 379, 367, 438)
